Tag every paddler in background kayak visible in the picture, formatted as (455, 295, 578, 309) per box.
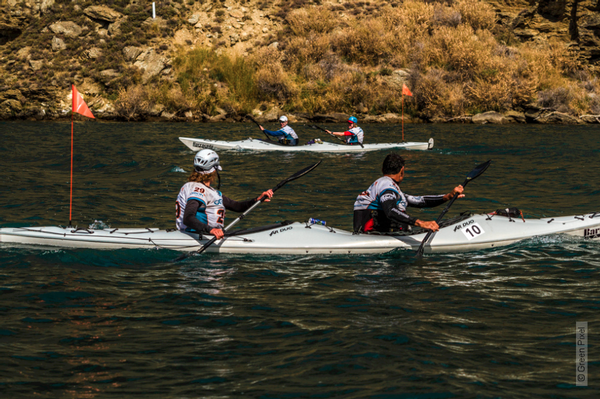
(176, 149, 274, 239)
(326, 116, 364, 145)
(259, 115, 299, 145)
(353, 153, 464, 233)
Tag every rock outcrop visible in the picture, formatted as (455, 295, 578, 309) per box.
(48, 21, 82, 37)
(499, 0, 600, 68)
(472, 111, 510, 124)
(133, 49, 169, 83)
(83, 6, 123, 23)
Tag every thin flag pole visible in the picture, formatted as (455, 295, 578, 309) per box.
(69, 110, 74, 226)
(402, 93, 405, 142)
(401, 83, 413, 143)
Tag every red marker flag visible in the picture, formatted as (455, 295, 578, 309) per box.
(72, 85, 95, 118)
(402, 83, 413, 97)
(68, 85, 94, 226)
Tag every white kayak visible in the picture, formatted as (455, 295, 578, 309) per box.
(179, 137, 434, 153)
(1, 212, 599, 255)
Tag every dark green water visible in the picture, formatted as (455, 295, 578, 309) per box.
(0, 121, 599, 398)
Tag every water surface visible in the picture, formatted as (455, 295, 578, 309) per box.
(0, 121, 599, 398)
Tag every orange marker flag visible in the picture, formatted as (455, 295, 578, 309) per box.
(68, 85, 94, 226)
(401, 84, 412, 142)
(72, 85, 95, 118)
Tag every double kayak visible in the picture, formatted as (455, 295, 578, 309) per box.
(179, 137, 434, 152)
(1, 211, 599, 255)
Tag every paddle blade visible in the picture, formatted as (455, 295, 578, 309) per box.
(464, 160, 491, 186)
(173, 236, 217, 262)
(273, 160, 322, 191)
(415, 159, 492, 259)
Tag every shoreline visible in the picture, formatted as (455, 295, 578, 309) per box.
(2, 109, 600, 125)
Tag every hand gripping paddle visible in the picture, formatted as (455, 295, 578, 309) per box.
(415, 160, 492, 258)
(246, 114, 274, 142)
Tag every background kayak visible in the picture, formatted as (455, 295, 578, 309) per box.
(179, 136, 434, 152)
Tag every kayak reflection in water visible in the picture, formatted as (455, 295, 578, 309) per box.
(353, 153, 464, 233)
(259, 115, 299, 145)
(326, 116, 364, 145)
(175, 149, 274, 239)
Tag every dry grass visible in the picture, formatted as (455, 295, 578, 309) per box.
(454, 0, 497, 31)
(334, 19, 397, 66)
(284, 34, 331, 74)
(416, 69, 467, 118)
(169, 47, 259, 115)
(114, 85, 152, 120)
(286, 7, 333, 37)
(166, 0, 595, 118)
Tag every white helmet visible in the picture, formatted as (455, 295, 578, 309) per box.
(279, 115, 288, 123)
(194, 149, 222, 173)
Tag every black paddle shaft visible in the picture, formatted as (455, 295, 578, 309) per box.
(246, 114, 274, 142)
(415, 160, 492, 258)
(174, 160, 322, 262)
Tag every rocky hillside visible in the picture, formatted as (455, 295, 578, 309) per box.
(1, 0, 599, 124)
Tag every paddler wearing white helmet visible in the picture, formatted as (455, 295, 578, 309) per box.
(176, 149, 274, 239)
(259, 115, 299, 145)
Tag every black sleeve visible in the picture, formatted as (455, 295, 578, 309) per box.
(380, 190, 418, 226)
(183, 199, 211, 234)
(405, 194, 446, 208)
(223, 195, 257, 213)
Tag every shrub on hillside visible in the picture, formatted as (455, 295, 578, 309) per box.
(284, 34, 330, 74)
(174, 48, 259, 113)
(333, 19, 396, 66)
(589, 96, 600, 115)
(157, 85, 195, 114)
(465, 72, 513, 112)
(286, 7, 333, 37)
(114, 85, 152, 120)
(317, 53, 346, 81)
(537, 87, 573, 113)
(454, 0, 496, 31)
(256, 63, 298, 101)
(428, 26, 498, 79)
(432, 5, 462, 28)
(382, 0, 434, 40)
(415, 68, 466, 118)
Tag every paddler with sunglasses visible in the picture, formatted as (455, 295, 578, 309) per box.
(259, 115, 299, 145)
(325, 116, 364, 145)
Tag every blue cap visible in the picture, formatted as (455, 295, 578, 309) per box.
(348, 116, 358, 124)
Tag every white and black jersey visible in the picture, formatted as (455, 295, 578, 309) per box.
(353, 176, 446, 233)
(176, 182, 257, 234)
